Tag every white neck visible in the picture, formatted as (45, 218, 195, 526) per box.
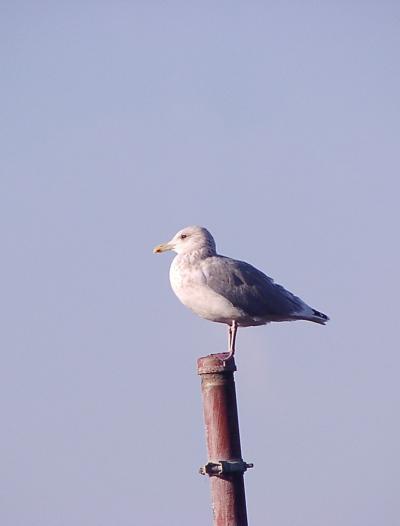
(177, 246, 216, 263)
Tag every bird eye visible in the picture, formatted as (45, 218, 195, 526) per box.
(180, 234, 187, 239)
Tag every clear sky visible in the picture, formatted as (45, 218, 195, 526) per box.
(1, 2, 399, 525)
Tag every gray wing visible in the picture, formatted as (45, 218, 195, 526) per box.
(202, 256, 307, 318)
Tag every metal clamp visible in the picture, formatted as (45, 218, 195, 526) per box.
(199, 460, 254, 476)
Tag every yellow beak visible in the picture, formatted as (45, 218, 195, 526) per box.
(153, 242, 174, 254)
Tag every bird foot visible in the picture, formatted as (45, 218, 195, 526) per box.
(215, 351, 235, 365)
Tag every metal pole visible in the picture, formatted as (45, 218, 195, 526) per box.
(198, 353, 253, 526)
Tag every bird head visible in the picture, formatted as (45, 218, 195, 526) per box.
(153, 226, 216, 256)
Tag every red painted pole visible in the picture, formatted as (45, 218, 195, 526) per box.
(198, 353, 253, 526)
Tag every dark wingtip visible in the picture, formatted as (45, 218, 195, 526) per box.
(312, 309, 330, 323)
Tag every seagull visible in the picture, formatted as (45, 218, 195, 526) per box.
(153, 226, 329, 359)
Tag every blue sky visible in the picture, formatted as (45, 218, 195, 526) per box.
(1, 3, 399, 525)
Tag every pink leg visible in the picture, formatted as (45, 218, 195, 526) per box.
(225, 320, 238, 361)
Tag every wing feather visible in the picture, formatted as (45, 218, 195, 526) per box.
(201, 256, 307, 319)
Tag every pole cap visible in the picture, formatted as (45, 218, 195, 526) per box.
(197, 353, 237, 375)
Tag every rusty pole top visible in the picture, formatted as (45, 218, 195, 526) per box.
(198, 353, 252, 526)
